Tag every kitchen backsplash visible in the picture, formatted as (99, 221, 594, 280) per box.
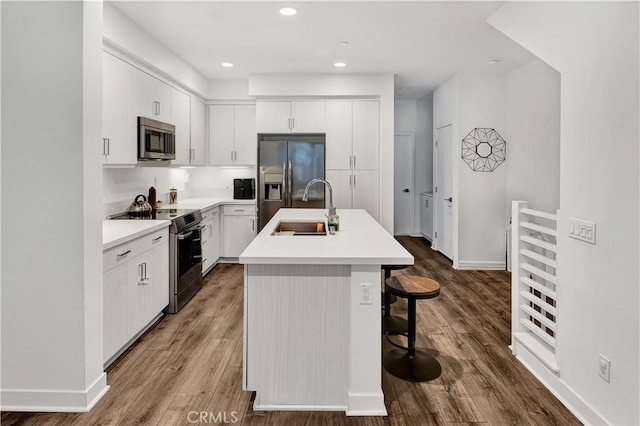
(103, 166, 256, 217)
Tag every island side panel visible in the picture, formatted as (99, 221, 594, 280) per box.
(245, 264, 350, 410)
(347, 264, 387, 416)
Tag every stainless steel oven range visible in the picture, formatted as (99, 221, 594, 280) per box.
(110, 208, 203, 313)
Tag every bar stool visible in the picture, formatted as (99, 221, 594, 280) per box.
(381, 264, 410, 334)
(383, 275, 442, 382)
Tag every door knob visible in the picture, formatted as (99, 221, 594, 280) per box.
(402, 188, 410, 193)
(445, 197, 453, 202)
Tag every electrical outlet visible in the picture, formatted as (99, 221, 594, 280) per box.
(598, 354, 611, 382)
(360, 283, 372, 305)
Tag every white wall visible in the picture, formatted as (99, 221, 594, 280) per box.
(394, 99, 433, 235)
(209, 79, 251, 100)
(103, 2, 208, 98)
(1, 1, 107, 410)
(249, 73, 395, 233)
(489, 2, 639, 425)
(457, 71, 508, 268)
(505, 59, 560, 215)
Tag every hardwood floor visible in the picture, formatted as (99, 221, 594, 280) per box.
(1, 237, 579, 425)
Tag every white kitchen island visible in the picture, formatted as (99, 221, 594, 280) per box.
(239, 209, 413, 416)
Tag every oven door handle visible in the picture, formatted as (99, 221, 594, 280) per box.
(176, 231, 194, 240)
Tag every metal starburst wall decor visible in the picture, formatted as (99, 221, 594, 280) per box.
(461, 128, 506, 172)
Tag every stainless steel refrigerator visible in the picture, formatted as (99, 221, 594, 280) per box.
(258, 135, 325, 230)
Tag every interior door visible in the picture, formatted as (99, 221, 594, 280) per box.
(436, 125, 454, 260)
(394, 133, 414, 235)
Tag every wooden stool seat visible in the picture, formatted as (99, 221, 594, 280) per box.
(381, 265, 411, 334)
(383, 275, 442, 382)
(385, 275, 440, 300)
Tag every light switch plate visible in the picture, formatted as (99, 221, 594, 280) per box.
(568, 217, 596, 245)
(360, 283, 372, 304)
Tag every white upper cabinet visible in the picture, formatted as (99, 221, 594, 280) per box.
(234, 105, 257, 165)
(325, 101, 353, 170)
(102, 52, 137, 165)
(209, 104, 257, 166)
(136, 70, 172, 122)
(256, 101, 326, 133)
(170, 88, 191, 165)
(352, 101, 379, 170)
(189, 97, 206, 166)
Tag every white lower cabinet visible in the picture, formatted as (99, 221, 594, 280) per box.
(222, 205, 256, 258)
(103, 227, 169, 366)
(201, 206, 221, 273)
(420, 193, 433, 241)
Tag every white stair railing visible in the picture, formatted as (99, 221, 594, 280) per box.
(511, 201, 559, 372)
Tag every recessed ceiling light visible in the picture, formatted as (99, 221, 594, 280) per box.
(221, 62, 234, 68)
(279, 7, 297, 16)
(488, 59, 501, 65)
(334, 62, 346, 68)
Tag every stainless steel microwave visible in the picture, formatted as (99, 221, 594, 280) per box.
(138, 117, 176, 161)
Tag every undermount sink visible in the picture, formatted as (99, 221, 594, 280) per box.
(272, 221, 327, 236)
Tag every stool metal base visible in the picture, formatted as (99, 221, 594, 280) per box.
(383, 315, 408, 334)
(383, 349, 442, 382)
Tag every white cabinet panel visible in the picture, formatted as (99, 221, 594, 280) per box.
(420, 193, 433, 240)
(210, 104, 256, 166)
(209, 105, 235, 165)
(256, 101, 291, 133)
(136, 71, 171, 122)
(223, 215, 256, 258)
(353, 170, 379, 221)
(103, 263, 131, 362)
(128, 251, 153, 335)
(352, 101, 379, 170)
(325, 102, 352, 170)
(190, 97, 206, 165)
(201, 207, 220, 272)
(234, 105, 257, 165)
(150, 240, 169, 313)
(171, 88, 192, 165)
(325, 170, 352, 212)
(291, 101, 326, 133)
(102, 52, 137, 165)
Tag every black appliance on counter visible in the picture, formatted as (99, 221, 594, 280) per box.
(110, 208, 203, 313)
(234, 178, 256, 199)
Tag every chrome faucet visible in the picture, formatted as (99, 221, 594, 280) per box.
(303, 179, 339, 233)
(303, 178, 336, 216)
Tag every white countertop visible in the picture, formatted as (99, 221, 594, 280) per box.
(240, 209, 414, 265)
(103, 220, 171, 250)
(158, 197, 255, 211)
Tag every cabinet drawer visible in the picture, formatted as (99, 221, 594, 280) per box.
(103, 227, 168, 272)
(223, 205, 256, 216)
(202, 206, 219, 222)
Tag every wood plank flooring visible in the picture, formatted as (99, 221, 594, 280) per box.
(1, 237, 580, 425)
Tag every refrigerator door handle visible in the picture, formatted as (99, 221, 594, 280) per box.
(288, 160, 293, 207)
(282, 161, 287, 206)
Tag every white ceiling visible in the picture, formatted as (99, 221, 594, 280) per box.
(110, 1, 535, 100)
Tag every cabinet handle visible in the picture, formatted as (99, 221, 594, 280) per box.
(353, 155, 356, 169)
(203, 258, 207, 264)
(143, 262, 147, 280)
(107, 138, 110, 156)
(156, 101, 161, 116)
(287, 118, 291, 130)
(353, 174, 356, 187)
(117, 250, 131, 259)
(291, 118, 295, 129)
(251, 218, 255, 231)
(152, 235, 163, 242)
(230, 150, 234, 162)
(349, 155, 352, 169)
(102, 138, 107, 156)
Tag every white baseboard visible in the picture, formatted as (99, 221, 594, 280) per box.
(346, 391, 387, 416)
(1, 372, 109, 412)
(513, 341, 608, 425)
(456, 260, 506, 270)
(253, 402, 347, 412)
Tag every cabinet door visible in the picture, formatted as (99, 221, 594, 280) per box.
(127, 251, 153, 335)
(209, 105, 235, 165)
(325, 170, 353, 210)
(256, 101, 291, 133)
(171, 88, 192, 166)
(353, 170, 379, 220)
(352, 101, 379, 170)
(149, 240, 169, 314)
(423, 195, 433, 240)
(223, 215, 256, 257)
(210, 208, 221, 263)
(291, 101, 326, 133)
(325, 101, 353, 170)
(155, 81, 172, 123)
(136, 70, 160, 119)
(102, 52, 137, 165)
(234, 105, 257, 165)
(190, 98, 206, 165)
(103, 263, 131, 363)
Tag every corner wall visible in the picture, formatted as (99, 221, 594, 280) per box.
(1, 1, 107, 410)
(489, 2, 639, 424)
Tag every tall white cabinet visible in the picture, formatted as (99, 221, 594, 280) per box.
(325, 100, 380, 220)
(209, 104, 257, 166)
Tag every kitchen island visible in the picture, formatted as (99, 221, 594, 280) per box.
(239, 209, 413, 416)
